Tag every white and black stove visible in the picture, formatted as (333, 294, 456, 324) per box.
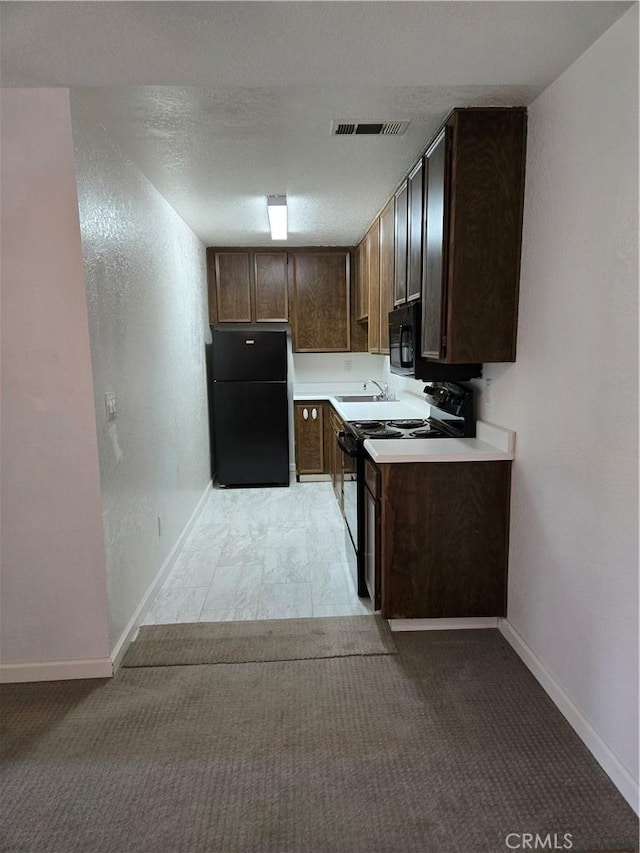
(347, 418, 448, 441)
(346, 382, 476, 444)
(337, 382, 476, 598)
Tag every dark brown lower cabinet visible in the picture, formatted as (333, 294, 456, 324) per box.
(363, 460, 381, 609)
(328, 406, 344, 506)
(294, 402, 325, 476)
(373, 459, 511, 619)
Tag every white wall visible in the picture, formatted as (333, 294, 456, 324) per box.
(293, 352, 386, 389)
(71, 99, 211, 656)
(292, 351, 434, 401)
(477, 7, 638, 798)
(382, 358, 431, 400)
(0, 89, 110, 671)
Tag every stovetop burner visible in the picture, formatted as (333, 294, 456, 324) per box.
(350, 420, 384, 430)
(387, 419, 427, 429)
(362, 427, 403, 439)
(411, 426, 445, 438)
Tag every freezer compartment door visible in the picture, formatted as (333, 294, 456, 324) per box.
(213, 381, 289, 486)
(212, 330, 287, 382)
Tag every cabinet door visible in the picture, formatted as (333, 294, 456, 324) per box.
(378, 197, 395, 354)
(364, 485, 380, 610)
(329, 408, 343, 505)
(366, 219, 380, 354)
(407, 159, 424, 302)
(421, 127, 450, 360)
(350, 248, 369, 353)
(393, 182, 408, 306)
(254, 253, 288, 322)
(291, 252, 350, 352)
(294, 403, 324, 475)
(214, 252, 252, 322)
(355, 239, 368, 322)
(446, 109, 526, 363)
(381, 461, 511, 619)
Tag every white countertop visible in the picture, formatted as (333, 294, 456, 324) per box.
(294, 392, 336, 401)
(330, 398, 428, 421)
(294, 391, 429, 422)
(293, 388, 516, 463)
(364, 422, 516, 463)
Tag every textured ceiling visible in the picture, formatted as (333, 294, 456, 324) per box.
(1, 2, 632, 246)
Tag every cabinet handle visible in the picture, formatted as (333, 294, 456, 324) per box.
(312, 408, 317, 420)
(303, 408, 309, 420)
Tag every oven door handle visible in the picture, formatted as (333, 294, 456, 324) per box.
(337, 432, 359, 458)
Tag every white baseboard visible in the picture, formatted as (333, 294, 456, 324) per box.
(499, 618, 639, 815)
(110, 481, 212, 673)
(0, 657, 113, 683)
(389, 617, 499, 632)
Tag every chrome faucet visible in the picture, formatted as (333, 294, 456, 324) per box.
(364, 379, 393, 400)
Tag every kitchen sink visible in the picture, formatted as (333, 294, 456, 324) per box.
(335, 395, 384, 402)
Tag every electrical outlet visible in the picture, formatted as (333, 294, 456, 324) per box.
(104, 392, 117, 421)
(344, 359, 352, 372)
(157, 516, 162, 537)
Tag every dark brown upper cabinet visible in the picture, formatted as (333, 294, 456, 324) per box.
(422, 128, 448, 360)
(421, 108, 527, 364)
(354, 205, 391, 355)
(378, 197, 395, 355)
(208, 249, 288, 324)
(254, 252, 288, 322)
(213, 251, 252, 322)
(366, 219, 380, 354)
(406, 159, 424, 303)
(355, 239, 368, 322)
(290, 251, 351, 352)
(393, 181, 408, 306)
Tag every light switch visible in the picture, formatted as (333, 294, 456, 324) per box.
(485, 378, 493, 405)
(105, 392, 117, 421)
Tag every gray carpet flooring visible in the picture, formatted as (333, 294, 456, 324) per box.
(123, 615, 397, 667)
(1, 628, 637, 853)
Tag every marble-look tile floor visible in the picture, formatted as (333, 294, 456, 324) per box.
(143, 479, 373, 624)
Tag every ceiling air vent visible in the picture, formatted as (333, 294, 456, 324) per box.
(334, 123, 357, 135)
(331, 120, 410, 137)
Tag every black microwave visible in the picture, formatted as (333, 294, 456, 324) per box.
(389, 301, 482, 381)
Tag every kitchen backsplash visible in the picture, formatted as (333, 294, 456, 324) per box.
(381, 360, 428, 399)
(292, 351, 427, 401)
(292, 352, 385, 383)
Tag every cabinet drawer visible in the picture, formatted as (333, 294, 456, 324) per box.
(364, 459, 381, 498)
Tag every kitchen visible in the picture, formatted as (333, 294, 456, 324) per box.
(141, 105, 523, 627)
(1, 0, 637, 824)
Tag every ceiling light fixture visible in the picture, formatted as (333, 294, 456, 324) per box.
(267, 195, 287, 240)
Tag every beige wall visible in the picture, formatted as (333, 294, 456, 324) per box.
(0, 89, 110, 670)
(477, 5, 638, 799)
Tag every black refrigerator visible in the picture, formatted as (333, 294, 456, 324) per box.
(209, 329, 289, 487)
